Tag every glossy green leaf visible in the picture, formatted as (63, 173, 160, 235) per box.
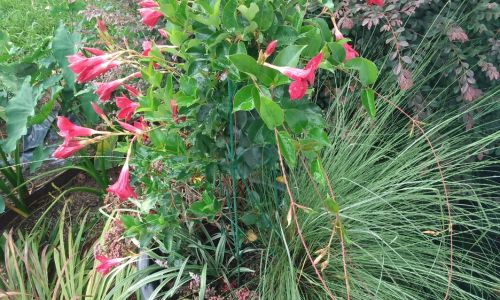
(361, 88, 376, 117)
(277, 131, 296, 167)
(229, 54, 274, 84)
(238, 3, 259, 21)
(273, 45, 307, 67)
(3, 77, 35, 152)
(222, 0, 240, 30)
(255, 94, 284, 129)
(327, 42, 346, 65)
(345, 57, 378, 86)
(233, 85, 256, 111)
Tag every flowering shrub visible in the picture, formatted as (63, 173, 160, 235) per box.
(53, 0, 382, 295)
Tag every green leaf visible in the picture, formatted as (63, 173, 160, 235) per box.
(253, 1, 274, 31)
(361, 88, 376, 117)
(229, 54, 274, 85)
(222, 0, 240, 30)
(180, 75, 197, 96)
(273, 45, 307, 67)
(327, 42, 346, 65)
(0, 194, 4, 214)
(296, 26, 322, 57)
(255, 94, 284, 129)
(189, 191, 220, 220)
(238, 3, 259, 21)
(233, 85, 256, 112)
(325, 196, 339, 214)
(3, 77, 35, 152)
(277, 131, 297, 167)
(345, 57, 378, 86)
(284, 108, 308, 133)
(52, 23, 77, 91)
(310, 158, 326, 187)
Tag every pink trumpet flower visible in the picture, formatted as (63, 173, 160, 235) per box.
(56, 116, 96, 138)
(107, 161, 137, 200)
(52, 137, 85, 159)
(116, 95, 139, 121)
(83, 47, 106, 56)
(138, 0, 163, 29)
(263, 52, 323, 100)
(333, 29, 359, 62)
(95, 255, 122, 275)
(124, 85, 141, 97)
(67, 52, 120, 83)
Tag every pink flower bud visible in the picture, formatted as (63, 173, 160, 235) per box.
(367, 0, 383, 7)
(96, 17, 107, 32)
(158, 29, 168, 39)
(91, 102, 105, 117)
(265, 40, 277, 56)
(83, 47, 106, 56)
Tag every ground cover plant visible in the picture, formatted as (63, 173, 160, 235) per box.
(0, 0, 498, 299)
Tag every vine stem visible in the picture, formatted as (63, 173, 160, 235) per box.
(274, 128, 336, 300)
(299, 157, 350, 300)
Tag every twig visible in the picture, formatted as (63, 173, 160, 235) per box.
(274, 128, 336, 300)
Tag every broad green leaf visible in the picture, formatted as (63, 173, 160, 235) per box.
(296, 26, 322, 57)
(361, 88, 376, 117)
(253, 1, 274, 31)
(274, 26, 299, 45)
(327, 42, 346, 65)
(222, 0, 240, 30)
(233, 85, 256, 111)
(3, 77, 35, 152)
(52, 23, 77, 90)
(0, 195, 4, 214)
(229, 54, 275, 85)
(238, 3, 259, 21)
(273, 45, 307, 67)
(284, 108, 308, 133)
(255, 94, 284, 129)
(345, 57, 378, 86)
(310, 158, 326, 187)
(277, 131, 297, 167)
(180, 75, 197, 96)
